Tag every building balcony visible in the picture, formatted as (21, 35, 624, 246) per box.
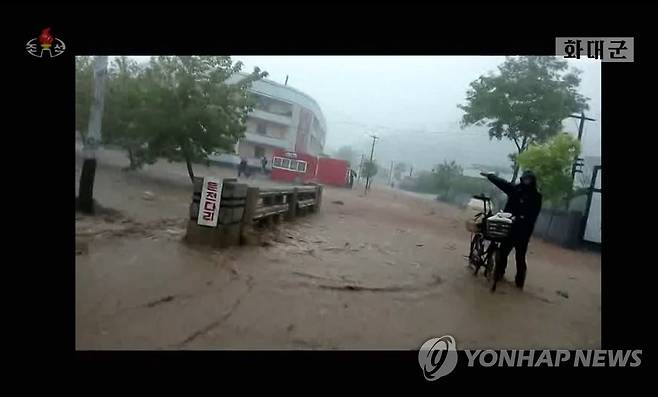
(249, 108, 292, 126)
(243, 132, 290, 149)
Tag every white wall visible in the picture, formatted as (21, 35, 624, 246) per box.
(245, 118, 288, 139)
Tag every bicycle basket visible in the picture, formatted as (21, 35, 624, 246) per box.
(484, 213, 513, 241)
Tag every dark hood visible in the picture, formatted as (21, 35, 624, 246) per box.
(520, 170, 537, 190)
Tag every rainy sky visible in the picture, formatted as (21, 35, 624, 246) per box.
(127, 56, 601, 172)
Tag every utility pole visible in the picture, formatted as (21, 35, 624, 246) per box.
(568, 112, 596, 183)
(77, 55, 108, 214)
(364, 135, 379, 195)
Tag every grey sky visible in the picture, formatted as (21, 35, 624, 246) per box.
(231, 56, 601, 169)
(127, 55, 601, 171)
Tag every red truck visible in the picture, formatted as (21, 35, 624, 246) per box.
(270, 149, 351, 187)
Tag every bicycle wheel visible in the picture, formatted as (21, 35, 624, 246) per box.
(486, 243, 499, 292)
(467, 234, 476, 265)
(469, 234, 484, 275)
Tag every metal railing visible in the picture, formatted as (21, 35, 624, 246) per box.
(244, 185, 322, 226)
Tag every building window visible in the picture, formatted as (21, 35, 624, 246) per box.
(251, 94, 267, 111)
(256, 122, 267, 135)
(254, 146, 265, 158)
(272, 156, 307, 173)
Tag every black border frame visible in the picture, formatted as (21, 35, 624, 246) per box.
(9, 3, 652, 387)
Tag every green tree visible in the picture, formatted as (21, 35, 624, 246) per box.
(363, 160, 378, 190)
(458, 56, 589, 182)
(139, 56, 267, 182)
(414, 171, 437, 193)
(363, 160, 378, 178)
(433, 160, 463, 190)
(335, 145, 357, 167)
(75, 56, 94, 136)
(103, 56, 154, 170)
(516, 133, 581, 206)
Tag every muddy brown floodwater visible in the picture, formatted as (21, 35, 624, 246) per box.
(76, 148, 601, 350)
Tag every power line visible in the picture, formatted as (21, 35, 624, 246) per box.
(572, 119, 580, 131)
(568, 112, 596, 183)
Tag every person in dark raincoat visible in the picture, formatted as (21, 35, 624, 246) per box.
(261, 156, 268, 174)
(481, 170, 542, 289)
(348, 169, 356, 188)
(238, 157, 248, 178)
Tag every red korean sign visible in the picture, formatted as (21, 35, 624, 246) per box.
(197, 177, 222, 227)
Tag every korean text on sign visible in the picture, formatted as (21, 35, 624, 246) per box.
(197, 177, 222, 227)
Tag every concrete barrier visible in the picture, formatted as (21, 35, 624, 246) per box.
(186, 178, 323, 248)
(185, 178, 246, 248)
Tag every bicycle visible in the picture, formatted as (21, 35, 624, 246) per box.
(466, 194, 514, 292)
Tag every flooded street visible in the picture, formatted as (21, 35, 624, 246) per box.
(76, 148, 601, 349)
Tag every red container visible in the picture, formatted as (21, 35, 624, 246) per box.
(316, 157, 349, 187)
(270, 149, 318, 184)
(270, 149, 350, 187)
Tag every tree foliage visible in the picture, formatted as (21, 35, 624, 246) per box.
(458, 56, 589, 181)
(516, 133, 581, 205)
(103, 56, 154, 169)
(411, 169, 505, 208)
(75, 56, 268, 181)
(363, 160, 378, 178)
(75, 56, 94, 136)
(414, 160, 464, 194)
(139, 56, 268, 181)
(432, 160, 463, 191)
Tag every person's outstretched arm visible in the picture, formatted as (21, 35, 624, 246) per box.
(480, 172, 514, 195)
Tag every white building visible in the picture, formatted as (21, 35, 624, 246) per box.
(210, 73, 327, 167)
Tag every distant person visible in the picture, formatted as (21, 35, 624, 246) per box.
(261, 156, 268, 174)
(238, 157, 248, 178)
(348, 169, 356, 188)
(481, 170, 542, 289)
